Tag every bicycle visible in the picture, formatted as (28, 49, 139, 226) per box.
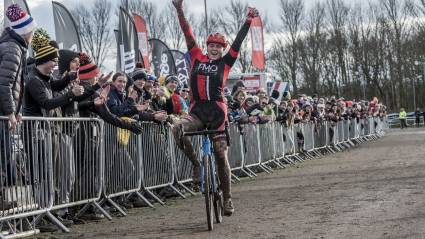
(182, 127, 230, 231)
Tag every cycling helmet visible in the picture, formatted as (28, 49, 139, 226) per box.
(206, 32, 228, 48)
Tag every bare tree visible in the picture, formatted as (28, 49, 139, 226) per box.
(159, 4, 196, 50)
(123, 0, 166, 40)
(216, 0, 251, 73)
(269, 38, 290, 83)
(73, 0, 112, 69)
(326, 0, 349, 96)
(379, 0, 412, 108)
(194, 8, 221, 50)
(298, 2, 326, 95)
(278, 0, 304, 94)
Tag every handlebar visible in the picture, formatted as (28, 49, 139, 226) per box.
(182, 129, 227, 137)
(181, 124, 231, 146)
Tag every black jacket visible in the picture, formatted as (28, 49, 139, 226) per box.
(78, 82, 142, 134)
(0, 28, 28, 116)
(23, 67, 74, 117)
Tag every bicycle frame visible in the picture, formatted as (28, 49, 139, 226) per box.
(200, 135, 218, 194)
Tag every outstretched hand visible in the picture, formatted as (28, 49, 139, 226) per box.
(98, 71, 113, 86)
(247, 7, 259, 20)
(172, 0, 183, 9)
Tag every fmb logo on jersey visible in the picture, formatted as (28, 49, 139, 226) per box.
(197, 63, 218, 75)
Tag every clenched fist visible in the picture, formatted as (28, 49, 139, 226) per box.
(247, 7, 259, 20)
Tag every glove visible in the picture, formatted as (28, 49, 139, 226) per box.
(126, 121, 143, 134)
(247, 7, 259, 21)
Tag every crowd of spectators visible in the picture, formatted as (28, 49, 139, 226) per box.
(0, 3, 388, 232)
(227, 84, 387, 127)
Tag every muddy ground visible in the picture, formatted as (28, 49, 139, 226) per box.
(41, 128, 425, 239)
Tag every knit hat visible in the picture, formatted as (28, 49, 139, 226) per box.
(58, 49, 79, 75)
(6, 4, 37, 35)
(232, 88, 246, 99)
(31, 28, 59, 66)
(164, 75, 179, 85)
(132, 68, 148, 81)
(79, 52, 100, 80)
(147, 74, 157, 82)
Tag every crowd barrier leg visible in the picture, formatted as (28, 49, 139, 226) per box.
(237, 126, 257, 178)
(32, 118, 108, 232)
(138, 123, 181, 206)
(259, 124, 274, 173)
(228, 126, 246, 181)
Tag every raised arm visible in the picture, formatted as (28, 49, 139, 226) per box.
(173, 0, 198, 51)
(224, 8, 259, 66)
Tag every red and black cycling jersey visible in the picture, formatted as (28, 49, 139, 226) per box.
(177, 8, 252, 103)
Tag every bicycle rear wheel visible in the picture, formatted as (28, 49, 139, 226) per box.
(203, 155, 213, 231)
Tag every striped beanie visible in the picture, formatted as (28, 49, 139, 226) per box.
(6, 4, 37, 35)
(79, 52, 100, 80)
(31, 29, 59, 66)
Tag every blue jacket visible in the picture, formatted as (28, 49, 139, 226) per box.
(107, 87, 138, 117)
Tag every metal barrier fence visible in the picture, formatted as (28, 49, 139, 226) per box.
(37, 118, 105, 231)
(302, 122, 315, 152)
(170, 130, 202, 195)
(139, 123, 183, 205)
(0, 118, 53, 237)
(273, 123, 285, 161)
(241, 124, 262, 175)
(258, 123, 278, 171)
(0, 117, 387, 237)
(98, 121, 141, 216)
(227, 124, 247, 179)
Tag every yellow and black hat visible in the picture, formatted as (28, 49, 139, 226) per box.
(31, 28, 59, 66)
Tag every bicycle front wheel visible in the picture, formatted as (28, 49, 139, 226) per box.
(203, 155, 213, 231)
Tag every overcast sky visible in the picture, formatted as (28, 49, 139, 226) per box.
(2, 0, 369, 71)
(22, 0, 359, 36)
(15, 0, 372, 43)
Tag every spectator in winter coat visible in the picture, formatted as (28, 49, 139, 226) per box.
(228, 89, 256, 124)
(141, 74, 157, 102)
(180, 84, 190, 107)
(246, 96, 273, 124)
(0, 3, 37, 209)
(23, 29, 84, 117)
(163, 75, 188, 116)
(22, 29, 85, 227)
(107, 72, 148, 118)
(0, 4, 37, 129)
(108, 72, 167, 123)
(130, 68, 148, 104)
(276, 101, 289, 126)
(150, 86, 167, 112)
(231, 80, 245, 96)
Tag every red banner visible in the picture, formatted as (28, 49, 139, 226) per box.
(250, 16, 265, 71)
(133, 13, 150, 70)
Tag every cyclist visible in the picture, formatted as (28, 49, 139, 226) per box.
(171, 0, 259, 216)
